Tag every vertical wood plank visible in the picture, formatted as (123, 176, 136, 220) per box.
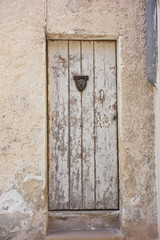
(81, 41, 95, 209)
(69, 41, 82, 209)
(48, 40, 69, 209)
(95, 41, 118, 209)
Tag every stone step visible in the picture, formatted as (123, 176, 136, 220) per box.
(45, 230, 124, 240)
(48, 211, 119, 233)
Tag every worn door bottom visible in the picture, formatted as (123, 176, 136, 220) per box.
(48, 211, 120, 233)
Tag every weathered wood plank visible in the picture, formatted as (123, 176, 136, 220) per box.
(48, 40, 69, 209)
(69, 41, 82, 209)
(48, 40, 118, 211)
(81, 41, 95, 209)
(95, 41, 118, 209)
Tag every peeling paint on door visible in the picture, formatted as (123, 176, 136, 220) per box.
(48, 40, 118, 210)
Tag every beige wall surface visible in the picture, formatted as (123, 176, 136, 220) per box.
(156, 0, 160, 239)
(0, 0, 47, 239)
(0, 0, 158, 239)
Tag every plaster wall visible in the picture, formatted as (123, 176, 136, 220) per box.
(0, 0, 158, 239)
(0, 1, 47, 239)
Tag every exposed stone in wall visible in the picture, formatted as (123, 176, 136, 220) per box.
(0, 0, 158, 239)
(67, 0, 94, 13)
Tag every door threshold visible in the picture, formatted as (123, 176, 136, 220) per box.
(48, 211, 120, 233)
(46, 230, 124, 240)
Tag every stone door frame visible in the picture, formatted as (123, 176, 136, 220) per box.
(46, 34, 122, 232)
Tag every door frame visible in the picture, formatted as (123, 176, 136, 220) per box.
(46, 35, 122, 231)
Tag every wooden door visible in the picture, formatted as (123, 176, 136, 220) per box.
(48, 40, 118, 210)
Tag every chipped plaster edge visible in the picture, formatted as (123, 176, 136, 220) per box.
(117, 36, 123, 140)
(44, 0, 49, 235)
(45, 38, 49, 237)
(116, 36, 123, 229)
(45, 36, 50, 235)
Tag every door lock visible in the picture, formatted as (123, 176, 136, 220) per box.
(74, 76, 89, 92)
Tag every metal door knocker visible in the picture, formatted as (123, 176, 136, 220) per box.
(74, 76, 89, 92)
